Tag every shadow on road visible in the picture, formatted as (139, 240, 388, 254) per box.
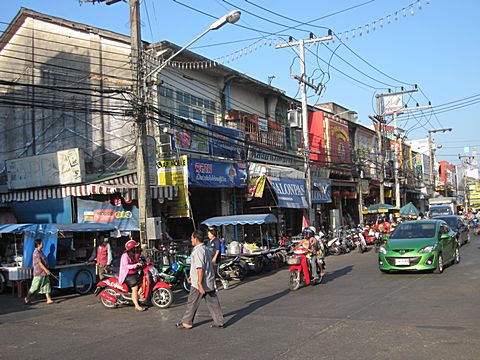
(322, 265, 354, 284)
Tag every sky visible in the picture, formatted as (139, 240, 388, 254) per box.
(2, 0, 479, 163)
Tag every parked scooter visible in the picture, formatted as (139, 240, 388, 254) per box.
(95, 258, 173, 309)
(158, 254, 191, 293)
(287, 247, 323, 290)
(217, 256, 248, 287)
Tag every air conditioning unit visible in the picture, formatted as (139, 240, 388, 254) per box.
(288, 109, 302, 128)
(146, 217, 163, 240)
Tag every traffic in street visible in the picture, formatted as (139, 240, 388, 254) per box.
(1, 231, 479, 360)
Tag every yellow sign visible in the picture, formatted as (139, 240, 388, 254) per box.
(157, 156, 190, 218)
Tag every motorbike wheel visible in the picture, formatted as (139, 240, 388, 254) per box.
(100, 288, 118, 309)
(232, 265, 246, 281)
(182, 277, 191, 293)
(288, 270, 301, 291)
(151, 288, 173, 309)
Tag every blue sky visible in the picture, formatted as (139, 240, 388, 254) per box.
(2, 0, 479, 162)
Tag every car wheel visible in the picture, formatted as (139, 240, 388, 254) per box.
(454, 246, 461, 264)
(380, 269, 390, 274)
(434, 253, 444, 274)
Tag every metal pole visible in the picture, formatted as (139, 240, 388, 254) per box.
(130, 0, 152, 246)
(375, 99, 385, 204)
(299, 39, 314, 225)
(394, 111, 401, 208)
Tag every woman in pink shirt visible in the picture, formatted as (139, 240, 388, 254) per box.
(119, 240, 145, 311)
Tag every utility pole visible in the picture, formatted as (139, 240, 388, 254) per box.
(276, 32, 332, 225)
(130, 0, 153, 245)
(81, 0, 153, 244)
(428, 128, 452, 197)
(459, 155, 474, 210)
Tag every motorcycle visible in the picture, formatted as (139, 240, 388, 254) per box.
(158, 254, 191, 293)
(353, 228, 368, 253)
(217, 256, 248, 288)
(287, 247, 323, 291)
(473, 219, 479, 236)
(95, 259, 173, 309)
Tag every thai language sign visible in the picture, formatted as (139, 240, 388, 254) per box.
(6, 148, 85, 190)
(188, 158, 247, 187)
(157, 156, 190, 218)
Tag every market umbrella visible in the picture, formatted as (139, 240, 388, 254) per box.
(366, 203, 398, 213)
(400, 202, 420, 217)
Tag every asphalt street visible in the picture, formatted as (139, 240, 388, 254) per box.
(1, 233, 480, 360)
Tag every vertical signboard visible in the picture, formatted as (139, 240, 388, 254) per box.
(157, 156, 190, 218)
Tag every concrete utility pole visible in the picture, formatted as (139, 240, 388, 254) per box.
(130, 0, 153, 245)
(275, 33, 332, 225)
(428, 128, 452, 196)
(392, 104, 432, 208)
(374, 88, 418, 205)
(81, 0, 153, 243)
(459, 155, 474, 210)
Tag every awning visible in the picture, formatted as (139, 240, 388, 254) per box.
(202, 214, 278, 226)
(0, 223, 33, 234)
(267, 177, 308, 209)
(312, 179, 332, 204)
(249, 163, 304, 179)
(0, 184, 118, 203)
(115, 186, 177, 202)
(52, 223, 117, 233)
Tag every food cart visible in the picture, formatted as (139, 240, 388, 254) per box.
(0, 223, 117, 295)
(201, 214, 284, 272)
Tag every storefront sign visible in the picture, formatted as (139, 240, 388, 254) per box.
(312, 179, 332, 204)
(268, 177, 308, 209)
(329, 119, 350, 165)
(248, 146, 297, 167)
(188, 158, 247, 187)
(209, 124, 245, 160)
(77, 199, 139, 231)
(6, 148, 85, 190)
(157, 156, 190, 218)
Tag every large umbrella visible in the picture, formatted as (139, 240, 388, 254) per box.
(400, 202, 420, 217)
(366, 203, 398, 214)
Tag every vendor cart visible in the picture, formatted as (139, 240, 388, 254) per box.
(201, 214, 283, 272)
(0, 223, 117, 295)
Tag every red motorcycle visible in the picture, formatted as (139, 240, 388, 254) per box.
(95, 259, 173, 309)
(287, 247, 323, 291)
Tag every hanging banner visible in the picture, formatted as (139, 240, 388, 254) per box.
(267, 177, 308, 209)
(188, 158, 247, 188)
(312, 179, 332, 204)
(329, 119, 351, 170)
(157, 156, 190, 218)
(247, 176, 266, 201)
(76, 199, 139, 231)
(209, 123, 245, 160)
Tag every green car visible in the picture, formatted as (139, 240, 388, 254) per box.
(378, 220, 460, 273)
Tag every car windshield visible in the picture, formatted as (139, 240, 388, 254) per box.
(390, 223, 437, 239)
(429, 206, 452, 216)
(435, 217, 457, 229)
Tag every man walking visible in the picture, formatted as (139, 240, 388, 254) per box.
(176, 230, 225, 329)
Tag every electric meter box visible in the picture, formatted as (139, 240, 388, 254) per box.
(146, 217, 163, 240)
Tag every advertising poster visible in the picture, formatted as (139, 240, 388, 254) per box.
(157, 156, 190, 218)
(188, 158, 247, 188)
(209, 123, 245, 160)
(174, 119, 209, 154)
(76, 199, 139, 231)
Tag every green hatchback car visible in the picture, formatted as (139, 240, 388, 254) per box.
(378, 220, 460, 273)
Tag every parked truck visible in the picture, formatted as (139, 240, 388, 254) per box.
(428, 197, 458, 217)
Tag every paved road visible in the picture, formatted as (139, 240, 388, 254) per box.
(1, 234, 480, 360)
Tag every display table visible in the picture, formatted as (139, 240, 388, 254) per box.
(0, 266, 32, 297)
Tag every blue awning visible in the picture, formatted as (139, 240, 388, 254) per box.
(52, 223, 117, 233)
(202, 214, 278, 226)
(267, 177, 308, 209)
(0, 224, 34, 234)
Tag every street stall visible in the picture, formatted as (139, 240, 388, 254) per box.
(362, 203, 400, 222)
(201, 214, 284, 272)
(0, 223, 117, 295)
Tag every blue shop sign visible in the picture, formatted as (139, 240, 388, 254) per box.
(268, 177, 308, 209)
(312, 179, 332, 204)
(209, 123, 245, 160)
(76, 199, 139, 231)
(188, 158, 247, 187)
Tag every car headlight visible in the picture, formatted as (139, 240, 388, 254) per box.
(419, 244, 438, 253)
(379, 246, 388, 255)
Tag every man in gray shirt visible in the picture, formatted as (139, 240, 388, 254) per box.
(176, 230, 225, 329)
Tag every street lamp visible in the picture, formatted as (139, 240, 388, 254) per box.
(146, 10, 241, 78)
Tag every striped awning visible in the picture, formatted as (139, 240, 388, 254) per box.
(0, 184, 118, 202)
(117, 186, 177, 202)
